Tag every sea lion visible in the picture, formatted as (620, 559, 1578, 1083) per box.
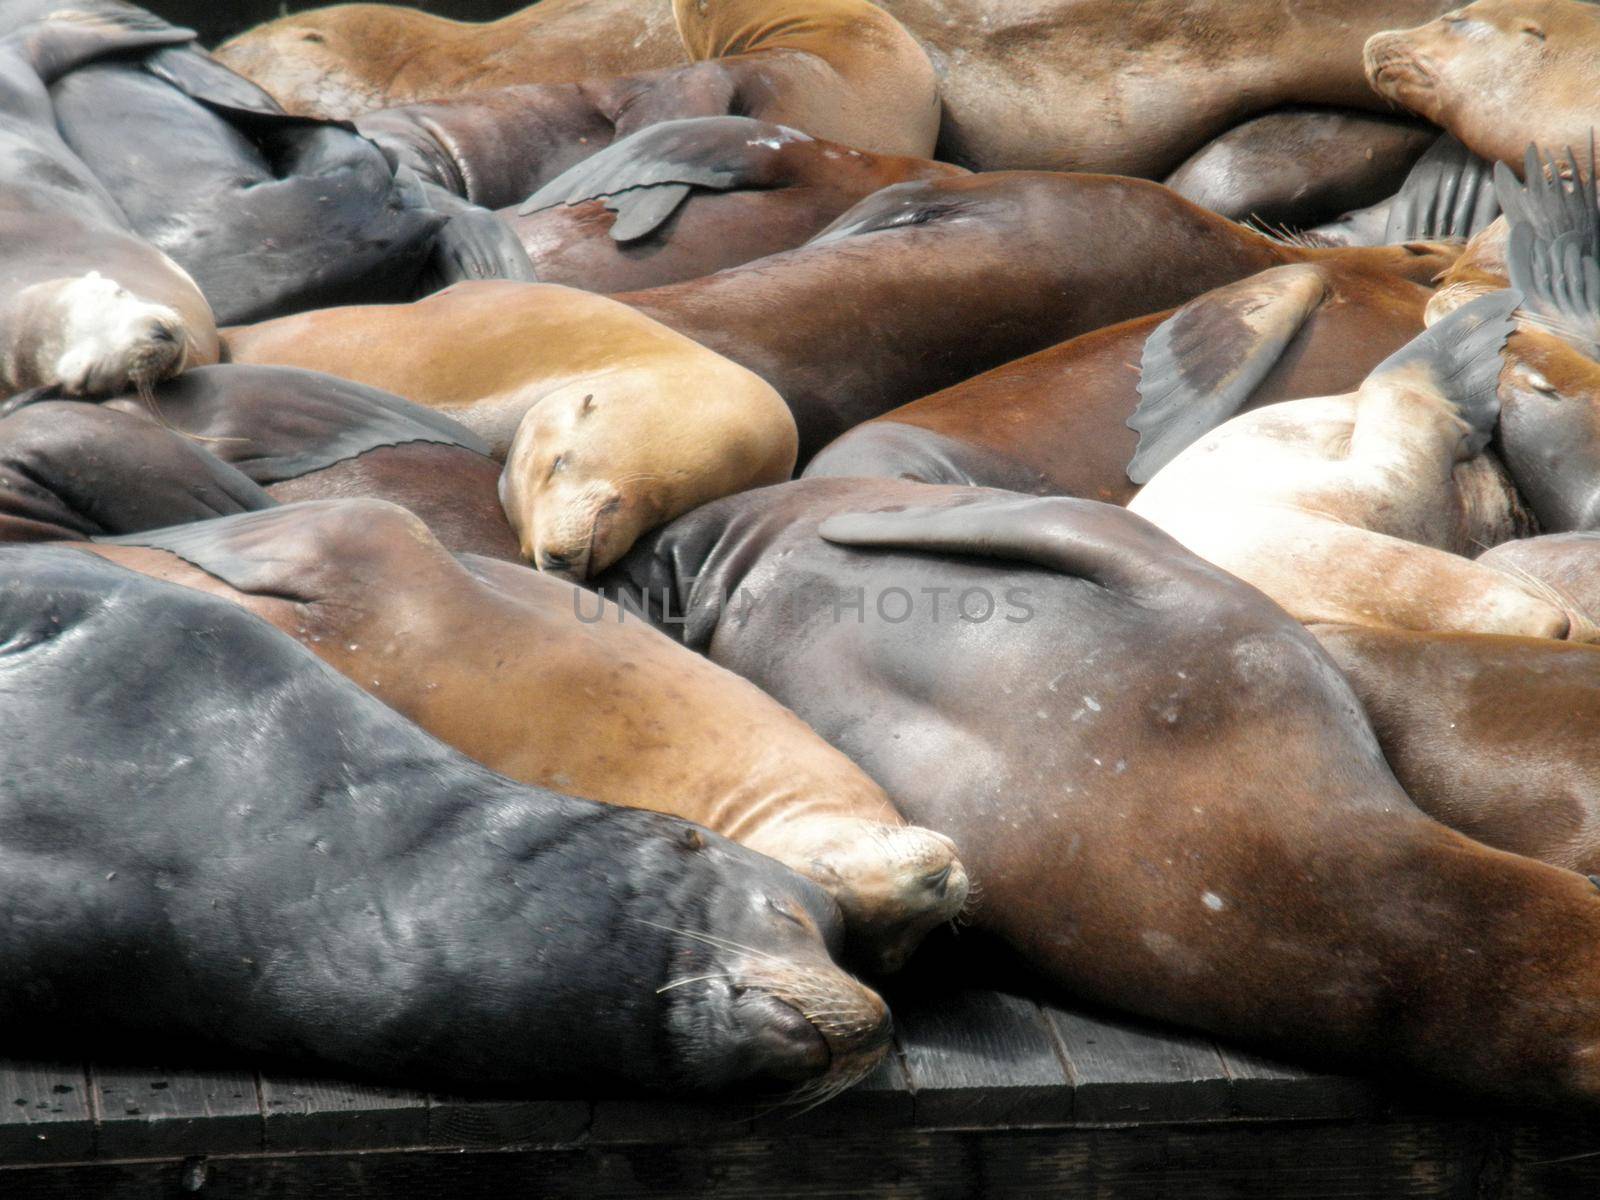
(0, 544, 890, 1095)
(219, 0, 1457, 177)
(84, 498, 967, 973)
(1311, 623, 1600, 876)
(616, 171, 1460, 463)
(590, 476, 1600, 1105)
(0, 0, 534, 325)
(94, 365, 518, 561)
(0, 9, 218, 400)
(1127, 291, 1594, 640)
(505, 117, 966, 293)
(1365, 0, 1600, 171)
(1480, 532, 1600, 614)
(1164, 108, 1436, 230)
(804, 258, 1444, 503)
(350, 0, 939, 211)
(223, 281, 797, 577)
(214, 0, 687, 122)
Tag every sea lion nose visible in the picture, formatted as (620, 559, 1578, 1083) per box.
(538, 550, 573, 572)
(738, 992, 831, 1084)
(147, 324, 177, 344)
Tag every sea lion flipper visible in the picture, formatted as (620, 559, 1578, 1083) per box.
(12, 5, 193, 85)
(408, 177, 539, 285)
(1365, 288, 1523, 456)
(141, 43, 287, 119)
(1382, 133, 1500, 243)
(1126, 264, 1328, 484)
(1507, 224, 1600, 358)
(818, 494, 1182, 595)
(1494, 143, 1600, 249)
(518, 116, 778, 238)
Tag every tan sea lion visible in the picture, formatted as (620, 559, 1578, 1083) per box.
(219, 0, 1457, 177)
(85, 498, 968, 973)
(1365, 0, 1600, 170)
(1127, 290, 1595, 640)
(0, 9, 218, 401)
(222, 281, 797, 577)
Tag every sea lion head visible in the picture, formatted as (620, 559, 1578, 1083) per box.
(11, 272, 189, 399)
(1364, 0, 1598, 158)
(772, 819, 970, 975)
(500, 370, 797, 581)
(659, 825, 892, 1095)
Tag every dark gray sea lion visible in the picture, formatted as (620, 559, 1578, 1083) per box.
(590, 477, 1600, 1106)
(0, 544, 891, 1094)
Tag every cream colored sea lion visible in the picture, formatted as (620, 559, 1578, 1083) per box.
(86, 498, 968, 973)
(0, 9, 218, 400)
(1128, 290, 1596, 640)
(222, 281, 797, 577)
(1365, 0, 1600, 170)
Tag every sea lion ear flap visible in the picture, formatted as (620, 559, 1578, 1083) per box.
(1382, 133, 1501, 243)
(519, 117, 774, 242)
(1367, 288, 1523, 456)
(1125, 264, 1328, 484)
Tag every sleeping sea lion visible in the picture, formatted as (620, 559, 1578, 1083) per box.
(0, 544, 890, 1095)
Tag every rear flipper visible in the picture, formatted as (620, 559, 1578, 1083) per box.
(1127, 263, 1329, 484)
(520, 116, 803, 243)
(1383, 133, 1501, 243)
(1501, 143, 1600, 357)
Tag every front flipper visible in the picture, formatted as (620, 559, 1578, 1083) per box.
(519, 116, 804, 242)
(15, 4, 193, 84)
(141, 43, 287, 119)
(1494, 142, 1599, 252)
(818, 492, 1197, 599)
(397, 172, 536, 289)
(1501, 143, 1600, 356)
(1126, 264, 1328, 484)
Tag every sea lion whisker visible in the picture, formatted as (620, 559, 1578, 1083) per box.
(655, 972, 735, 993)
(634, 919, 783, 962)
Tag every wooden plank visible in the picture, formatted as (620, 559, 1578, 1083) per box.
(258, 1074, 429, 1152)
(1217, 1043, 1383, 1121)
(90, 1064, 261, 1159)
(1045, 1005, 1233, 1124)
(588, 1096, 756, 1144)
(897, 990, 1073, 1129)
(0, 1117, 1519, 1199)
(427, 1093, 590, 1149)
(0, 1062, 94, 1163)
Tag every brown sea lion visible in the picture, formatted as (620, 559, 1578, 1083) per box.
(1480, 532, 1600, 616)
(592, 475, 1600, 1105)
(85, 498, 968, 974)
(1127, 291, 1595, 640)
(1164, 108, 1437, 230)
(617, 171, 1459, 463)
(0, 9, 218, 401)
(804, 258, 1446, 503)
(1365, 0, 1600, 171)
(1312, 623, 1600, 876)
(219, 0, 1456, 177)
(223, 281, 796, 577)
(349, 0, 939, 210)
(505, 117, 966, 293)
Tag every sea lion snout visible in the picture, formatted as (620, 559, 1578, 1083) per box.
(728, 957, 892, 1091)
(48, 274, 189, 397)
(1363, 30, 1441, 103)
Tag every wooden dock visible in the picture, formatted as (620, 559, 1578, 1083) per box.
(5, 987, 1600, 1198)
